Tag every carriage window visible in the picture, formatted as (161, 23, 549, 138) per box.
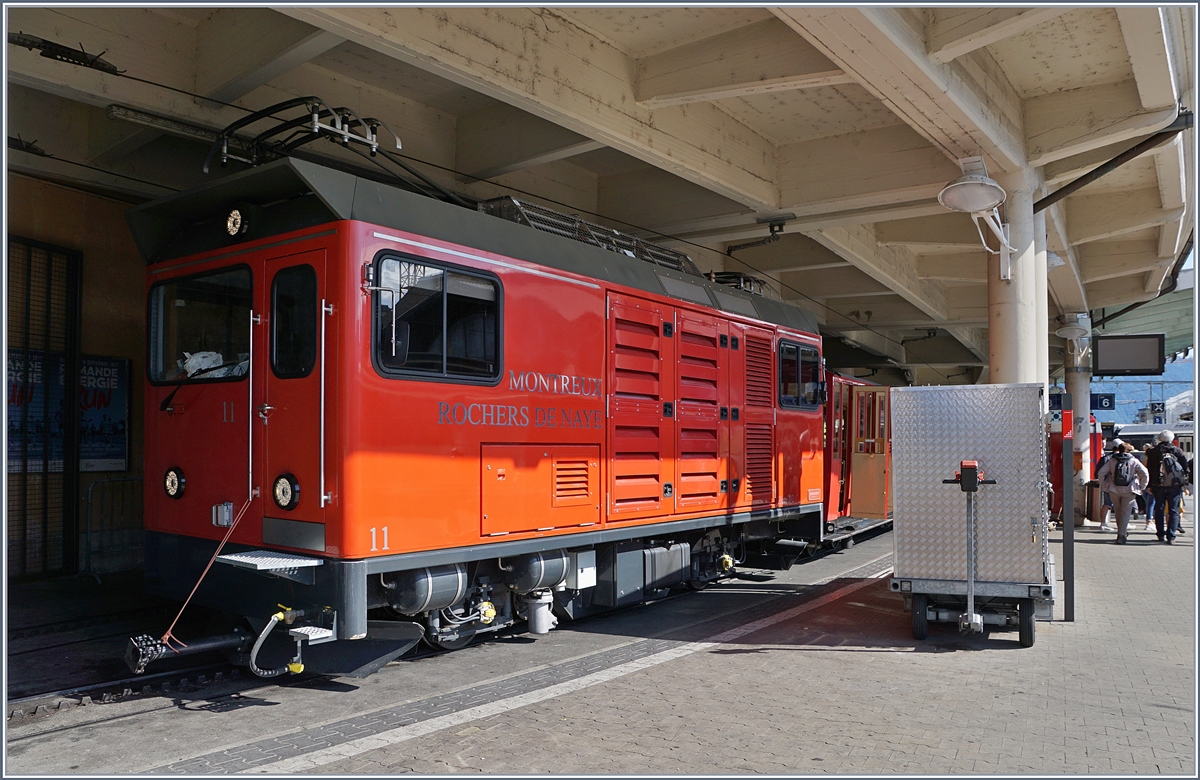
(779, 340, 820, 408)
(149, 267, 251, 383)
(375, 257, 499, 380)
(271, 265, 317, 378)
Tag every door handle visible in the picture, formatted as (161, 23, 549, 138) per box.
(258, 403, 274, 423)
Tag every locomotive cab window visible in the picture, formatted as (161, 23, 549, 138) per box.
(779, 341, 820, 408)
(149, 266, 251, 383)
(271, 264, 317, 378)
(375, 257, 500, 381)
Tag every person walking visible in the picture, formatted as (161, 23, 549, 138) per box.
(1140, 443, 1156, 531)
(1095, 442, 1149, 545)
(1146, 429, 1189, 544)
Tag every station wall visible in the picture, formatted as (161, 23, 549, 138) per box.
(8, 173, 146, 570)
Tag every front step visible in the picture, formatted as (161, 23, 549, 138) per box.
(217, 550, 323, 584)
(289, 625, 335, 645)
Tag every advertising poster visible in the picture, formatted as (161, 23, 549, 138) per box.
(6, 350, 130, 473)
(79, 356, 130, 472)
(6, 349, 66, 472)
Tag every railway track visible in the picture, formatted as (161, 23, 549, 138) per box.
(8, 527, 895, 722)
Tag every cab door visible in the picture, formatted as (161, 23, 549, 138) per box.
(259, 250, 329, 551)
(849, 386, 889, 520)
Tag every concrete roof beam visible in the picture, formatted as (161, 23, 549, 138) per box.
(634, 18, 853, 108)
(195, 9, 344, 104)
(456, 103, 604, 180)
(926, 7, 1071, 64)
(1066, 189, 1184, 246)
(1115, 7, 1180, 110)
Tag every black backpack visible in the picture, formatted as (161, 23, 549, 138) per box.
(1161, 448, 1188, 487)
(1113, 454, 1134, 487)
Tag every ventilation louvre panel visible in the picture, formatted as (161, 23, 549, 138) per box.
(745, 424, 774, 500)
(554, 459, 591, 500)
(744, 337, 773, 407)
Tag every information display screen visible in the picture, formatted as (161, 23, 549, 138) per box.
(1092, 334, 1165, 376)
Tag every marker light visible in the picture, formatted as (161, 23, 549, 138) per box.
(164, 467, 186, 499)
(226, 208, 247, 237)
(273, 473, 300, 511)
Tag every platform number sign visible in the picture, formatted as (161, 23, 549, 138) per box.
(1090, 393, 1115, 412)
(1150, 402, 1165, 425)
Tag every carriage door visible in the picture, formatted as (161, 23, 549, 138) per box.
(849, 386, 889, 519)
(260, 251, 328, 551)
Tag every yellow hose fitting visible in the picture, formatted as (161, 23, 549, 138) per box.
(287, 662, 304, 674)
(478, 601, 497, 624)
(718, 554, 734, 572)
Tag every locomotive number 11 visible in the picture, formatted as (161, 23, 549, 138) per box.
(369, 526, 390, 551)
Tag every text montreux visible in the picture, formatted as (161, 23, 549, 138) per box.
(508, 370, 602, 398)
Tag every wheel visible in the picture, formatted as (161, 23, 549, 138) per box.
(1018, 599, 1035, 647)
(422, 629, 476, 651)
(686, 577, 712, 591)
(911, 593, 928, 641)
(844, 537, 855, 549)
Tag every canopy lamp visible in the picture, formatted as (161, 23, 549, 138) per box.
(1055, 313, 1091, 357)
(938, 157, 1016, 279)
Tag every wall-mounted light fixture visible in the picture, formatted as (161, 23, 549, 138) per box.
(1055, 312, 1092, 359)
(938, 157, 1016, 279)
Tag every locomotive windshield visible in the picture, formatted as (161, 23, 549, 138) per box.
(375, 257, 499, 380)
(149, 267, 252, 383)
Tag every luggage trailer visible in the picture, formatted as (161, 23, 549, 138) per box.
(887, 384, 1056, 647)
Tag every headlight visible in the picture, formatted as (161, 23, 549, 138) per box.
(273, 473, 300, 511)
(164, 467, 185, 499)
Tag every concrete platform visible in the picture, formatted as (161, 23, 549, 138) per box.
(4, 514, 1194, 775)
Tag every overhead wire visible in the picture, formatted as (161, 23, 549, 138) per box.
(43, 52, 957, 378)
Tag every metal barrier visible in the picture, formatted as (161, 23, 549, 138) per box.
(78, 477, 144, 583)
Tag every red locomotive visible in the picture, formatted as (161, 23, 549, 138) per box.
(125, 100, 888, 678)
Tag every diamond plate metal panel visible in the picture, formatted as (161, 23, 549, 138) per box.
(891, 384, 1048, 584)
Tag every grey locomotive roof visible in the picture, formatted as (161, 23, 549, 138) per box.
(126, 157, 819, 336)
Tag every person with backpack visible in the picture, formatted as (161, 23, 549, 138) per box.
(1146, 430, 1190, 544)
(1096, 442, 1149, 545)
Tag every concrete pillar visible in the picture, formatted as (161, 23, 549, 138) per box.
(988, 172, 1039, 384)
(1033, 211, 1050, 396)
(1065, 328, 1093, 526)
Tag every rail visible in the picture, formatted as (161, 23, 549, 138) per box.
(78, 477, 144, 583)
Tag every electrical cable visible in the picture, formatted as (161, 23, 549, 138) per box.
(11, 152, 181, 192)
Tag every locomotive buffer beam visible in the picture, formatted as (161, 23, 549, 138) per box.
(125, 630, 249, 675)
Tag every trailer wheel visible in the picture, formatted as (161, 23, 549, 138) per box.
(844, 537, 855, 549)
(1018, 599, 1035, 647)
(911, 593, 928, 640)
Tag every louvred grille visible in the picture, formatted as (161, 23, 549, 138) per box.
(745, 337, 772, 407)
(554, 459, 591, 500)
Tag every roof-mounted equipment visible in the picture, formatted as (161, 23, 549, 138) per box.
(478, 196, 702, 277)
